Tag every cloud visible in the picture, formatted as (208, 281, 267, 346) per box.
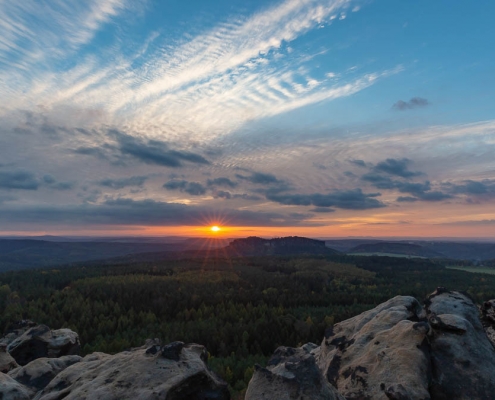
(396, 181, 432, 196)
(42, 174, 74, 190)
(312, 163, 327, 170)
(116, 132, 210, 168)
(0, 0, 131, 69)
(393, 97, 429, 111)
(0, 198, 317, 227)
(236, 172, 284, 185)
(0, 170, 39, 190)
(98, 176, 148, 189)
(362, 162, 452, 202)
(73, 146, 109, 159)
(213, 190, 232, 199)
(440, 219, 495, 226)
(349, 159, 367, 168)
(163, 180, 207, 196)
(43, 175, 56, 184)
(373, 158, 422, 178)
(71, 129, 211, 168)
(232, 193, 262, 201)
(212, 190, 262, 201)
(416, 191, 452, 201)
(396, 196, 418, 202)
(207, 177, 238, 188)
(310, 207, 336, 213)
(0, 0, 397, 146)
(0, 195, 17, 204)
(266, 188, 385, 210)
(52, 182, 75, 191)
(361, 173, 396, 189)
(446, 180, 495, 196)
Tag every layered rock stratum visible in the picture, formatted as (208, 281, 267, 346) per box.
(1, 288, 495, 399)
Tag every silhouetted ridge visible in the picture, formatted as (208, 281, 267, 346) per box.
(227, 236, 338, 256)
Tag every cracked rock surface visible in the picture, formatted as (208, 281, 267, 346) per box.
(425, 288, 495, 400)
(245, 343, 345, 400)
(35, 343, 229, 400)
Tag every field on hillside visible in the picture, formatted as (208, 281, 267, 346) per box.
(349, 252, 426, 258)
(447, 266, 495, 275)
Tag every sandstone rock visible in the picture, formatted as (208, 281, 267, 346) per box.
(6, 325, 80, 366)
(35, 342, 229, 400)
(245, 343, 344, 400)
(8, 355, 81, 391)
(0, 373, 31, 400)
(0, 344, 19, 373)
(0, 321, 38, 348)
(481, 298, 495, 347)
(425, 288, 495, 399)
(315, 295, 431, 400)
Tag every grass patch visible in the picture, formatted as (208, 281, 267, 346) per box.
(349, 252, 426, 259)
(447, 266, 495, 275)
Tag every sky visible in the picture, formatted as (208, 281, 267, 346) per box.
(0, 0, 494, 238)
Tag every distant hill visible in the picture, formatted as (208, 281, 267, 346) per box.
(225, 236, 339, 256)
(346, 240, 495, 260)
(0, 238, 229, 272)
(348, 242, 444, 258)
(417, 241, 495, 261)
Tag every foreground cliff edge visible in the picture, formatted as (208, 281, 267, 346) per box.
(2, 288, 495, 399)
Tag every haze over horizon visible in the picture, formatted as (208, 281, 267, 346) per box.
(1, 0, 494, 238)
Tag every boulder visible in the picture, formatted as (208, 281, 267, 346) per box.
(6, 325, 80, 366)
(315, 295, 431, 400)
(245, 343, 344, 400)
(0, 344, 19, 373)
(0, 373, 31, 400)
(8, 355, 81, 391)
(425, 288, 495, 399)
(35, 342, 229, 400)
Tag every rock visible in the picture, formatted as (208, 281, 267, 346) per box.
(0, 373, 32, 400)
(35, 343, 229, 400)
(8, 355, 81, 391)
(0, 344, 19, 373)
(245, 343, 345, 400)
(315, 295, 431, 400)
(425, 288, 495, 399)
(161, 341, 185, 361)
(0, 321, 38, 348)
(481, 298, 495, 347)
(6, 325, 80, 366)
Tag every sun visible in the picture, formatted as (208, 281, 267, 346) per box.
(210, 225, 221, 232)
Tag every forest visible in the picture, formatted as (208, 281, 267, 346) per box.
(1, 254, 495, 397)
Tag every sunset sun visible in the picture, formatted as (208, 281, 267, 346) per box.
(210, 226, 221, 232)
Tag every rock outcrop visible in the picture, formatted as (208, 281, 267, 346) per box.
(0, 325, 228, 400)
(425, 288, 495, 399)
(245, 343, 344, 400)
(36, 342, 229, 400)
(1, 322, 80, 366)
(247, 288, 495, 400)
(8, 356, 81, 392)
(481, 298, 495, 346)
(0, 372, 31, 400)
(0, 345, 18, 373)
(315, 295, 431, 400)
